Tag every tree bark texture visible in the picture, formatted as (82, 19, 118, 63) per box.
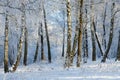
(64, 0, 72, 68)
(12, 2, 26, 72)
(77, 0, 83, 67)
(4, 11, 9, 73)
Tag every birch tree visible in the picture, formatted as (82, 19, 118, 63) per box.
(64, 0, 72, 68)
(77, 0, 83, 67)
(70, 1, 79, 64)
(12, 1, 26, 72)
(4, 10, 9, 73)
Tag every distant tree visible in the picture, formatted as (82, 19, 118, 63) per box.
(116, 31, 120, 61)
(90, 0, 96, 61)
(83, 7, 88, 63)
(62, 10, 66, 57)
(33, 26, 40, 63)
(40, 23, 45, 60)
(101, 3, 115, 62)
(93, 20, 104, 56)
(43, 3, 52, 63)
(33, 39, 39, 62)
(102, 2, 107, 49)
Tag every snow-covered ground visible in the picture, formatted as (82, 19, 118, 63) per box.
(0, 59, 120, 80)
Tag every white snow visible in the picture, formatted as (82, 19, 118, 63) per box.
(0, 59, 120, 80)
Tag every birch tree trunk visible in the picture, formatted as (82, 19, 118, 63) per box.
(77, 0, 83, 67)
(64, 0, 72, 68)
(70, 3, 79, 64)
(4, 11, 9, 73)
(12, 2, 26, 72)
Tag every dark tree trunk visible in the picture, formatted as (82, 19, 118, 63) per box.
(91, 29, 96, 61)
(40, 23, 45, 60)
(62, 20, 65, 57)
(43, 5, 51, 63)
(83, 26, 88, 63)
(102, 2, 107, 49)
(23, 27, 28, 65)
(33, 40, 39, 63)
(62, 10, 66, 57)
(90, 0, 96, 61)
(116, 31, 120, 61)
(83, 7, 88, 63)
(93, 20, 104, 56)
(101, 3, 115, 62)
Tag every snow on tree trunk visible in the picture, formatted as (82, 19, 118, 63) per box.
(11, 2, 26, 72)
